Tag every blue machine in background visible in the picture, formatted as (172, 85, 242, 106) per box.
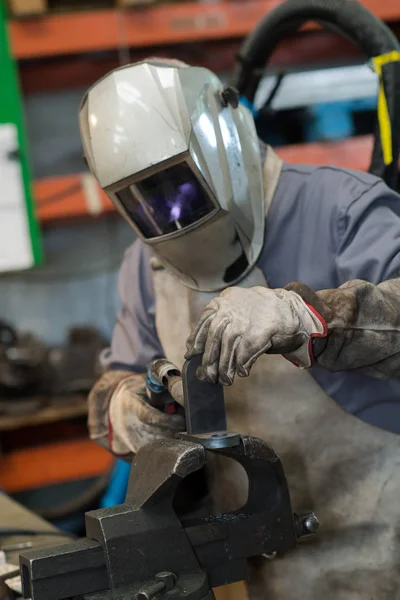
(100, 460, 131, 508)
(305, 98, 377, 142)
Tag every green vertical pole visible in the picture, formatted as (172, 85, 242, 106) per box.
(0, 0, 42, 265)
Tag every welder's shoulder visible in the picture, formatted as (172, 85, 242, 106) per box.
(281, 162, 397, 219)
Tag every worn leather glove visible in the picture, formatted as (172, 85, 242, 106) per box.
(185, 286, 327, 385)
(287, 278, 400, 378)
(88, 370, 185, 457)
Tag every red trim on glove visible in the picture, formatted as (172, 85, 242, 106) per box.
(283, 303, 328, 368)
(305, 302, 328, 367)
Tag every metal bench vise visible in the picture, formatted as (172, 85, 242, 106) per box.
(19, 356, 318, 600)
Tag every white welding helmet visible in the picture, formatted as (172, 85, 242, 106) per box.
(79, 59, 265, 292)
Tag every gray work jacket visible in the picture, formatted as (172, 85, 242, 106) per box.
(105, 163, 400, 434)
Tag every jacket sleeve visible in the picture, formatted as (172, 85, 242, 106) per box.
(287, 278, 400, 379)
(102, 240, 164, 372)
(335, 178, 400, 285)
(88, 241, 165, 453)
(298, 177, 400, 378)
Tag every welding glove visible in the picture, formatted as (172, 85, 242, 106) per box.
(88, 370, 185, 457)
(286, 278, 400, 379)
(185, 286, 327, 385)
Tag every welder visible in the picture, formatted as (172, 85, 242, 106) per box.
(80, 58, 400, 599)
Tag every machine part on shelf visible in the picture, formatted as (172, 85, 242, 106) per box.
(20, 356, 318, 600)
(48, 327, 106, 395)
(0, 322, 50, 400)
(232, 0, 400, 191)
(0, 324, 105, 401)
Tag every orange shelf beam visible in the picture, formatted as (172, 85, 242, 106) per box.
(10, 0, 400, 61)
(0, 438, 114, 493)
(277, 135, 375, 173)
(10, 1, 282, 59)
(34, 173, 114, 223)
(34, 136, 377, 223)
(17, 30, 369, 94)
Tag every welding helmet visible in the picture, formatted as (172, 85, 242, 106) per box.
(79, 59, 264, 292)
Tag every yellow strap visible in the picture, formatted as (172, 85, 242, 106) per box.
(372, 50, 400, 166)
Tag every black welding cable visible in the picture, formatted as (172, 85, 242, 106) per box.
(34, 468, 113, 521)
(232, 0, 400, 190)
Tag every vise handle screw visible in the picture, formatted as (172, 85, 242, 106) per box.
(137, 572, 176, 600)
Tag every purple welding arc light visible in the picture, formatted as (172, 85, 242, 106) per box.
(137, 179, 214, 237)
(169, 182, 199, 221)
(136, 181, 202, 228)
(117, 163, 215, 238)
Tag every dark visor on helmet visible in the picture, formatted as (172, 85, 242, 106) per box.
(115, 163, 216, 239)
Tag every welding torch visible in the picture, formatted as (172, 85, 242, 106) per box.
(145, 358, 184, 414)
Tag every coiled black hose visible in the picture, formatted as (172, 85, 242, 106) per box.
(36, 469, 113, 521)
(231, 0, 400, 190)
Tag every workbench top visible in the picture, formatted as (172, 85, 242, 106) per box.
(0, 492, 72, 569)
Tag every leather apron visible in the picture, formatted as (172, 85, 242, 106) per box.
(151, 149, 400, 600)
